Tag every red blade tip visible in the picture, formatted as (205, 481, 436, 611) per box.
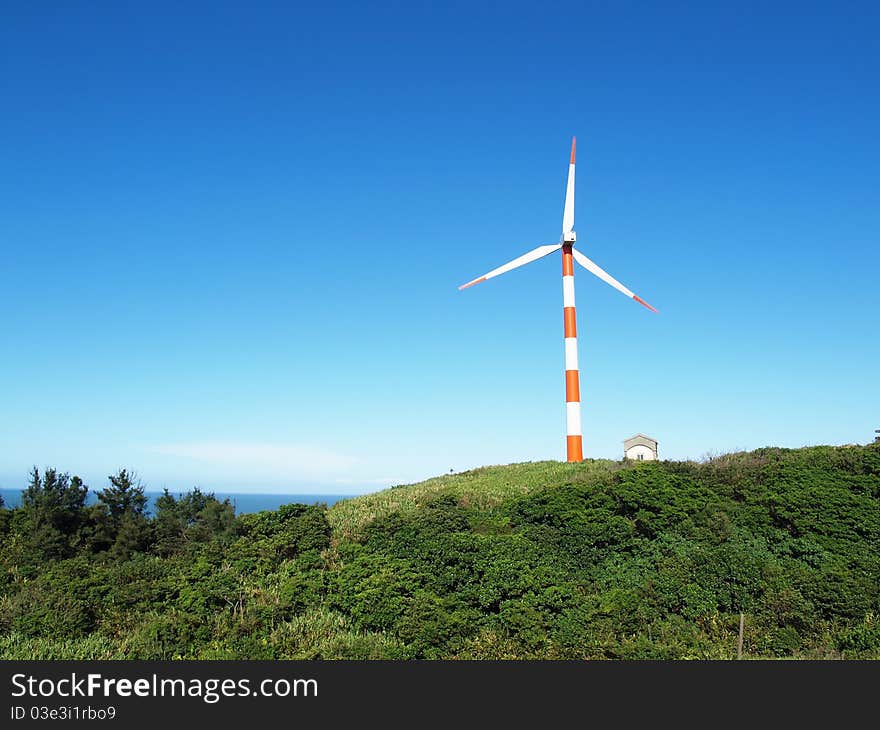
(570, 136, 576, 164)
(459, 276, 486, 290)
(633, 295, 658, 313)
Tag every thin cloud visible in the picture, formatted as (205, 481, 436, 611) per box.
(334, 476, 404, 487)
(147, 441, 358, 481)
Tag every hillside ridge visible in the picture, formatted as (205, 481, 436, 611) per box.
(1, 442, 878, 659)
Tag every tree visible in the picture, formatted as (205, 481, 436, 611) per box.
(96, 469, 150, 559)
(0, 492, 8, 537)
(153, 487, 235, 556)
(153, 489, 184, 556)
(98, 469, 147, 522)
(17, 467, 89, 560)
(192, 495, 235, 544)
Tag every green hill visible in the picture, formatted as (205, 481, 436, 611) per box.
(1, 444, 878, 659)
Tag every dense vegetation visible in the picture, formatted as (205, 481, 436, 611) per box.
(1, 444, 878, 659)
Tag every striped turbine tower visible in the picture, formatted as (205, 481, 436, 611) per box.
(561, 139, 582, 461)
(562, 256, 582, 459)
(459, 137, 657, 462)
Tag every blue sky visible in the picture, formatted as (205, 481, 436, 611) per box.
(1, 2, 878, 494)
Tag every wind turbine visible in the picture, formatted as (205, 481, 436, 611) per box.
(458, 137, 657, 462)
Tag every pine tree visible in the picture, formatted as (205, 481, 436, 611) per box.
(0, 491, 8, 537)
(19, 466, 89, 560)
(96, 469, 151, 559)
(153, 489, 185, 556)
(97, 469, 147, 521)
(152, 487, 236, 555)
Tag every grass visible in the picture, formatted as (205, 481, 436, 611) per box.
(327, 458, 632, 541)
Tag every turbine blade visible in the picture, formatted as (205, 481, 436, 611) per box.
(459, 244, 562, 290)
(562, 137, 576, 235)
(571, 248, 658, 312)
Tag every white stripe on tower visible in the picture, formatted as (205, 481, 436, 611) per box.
(562, 274, 576, 308)
(562, 244, 583, 462)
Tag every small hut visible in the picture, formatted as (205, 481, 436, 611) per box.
(623, 434, 659, 461)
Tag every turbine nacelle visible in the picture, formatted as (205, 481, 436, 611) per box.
(562, 231, 576, 243)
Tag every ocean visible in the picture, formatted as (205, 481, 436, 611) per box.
(0, 488, 354, 515)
